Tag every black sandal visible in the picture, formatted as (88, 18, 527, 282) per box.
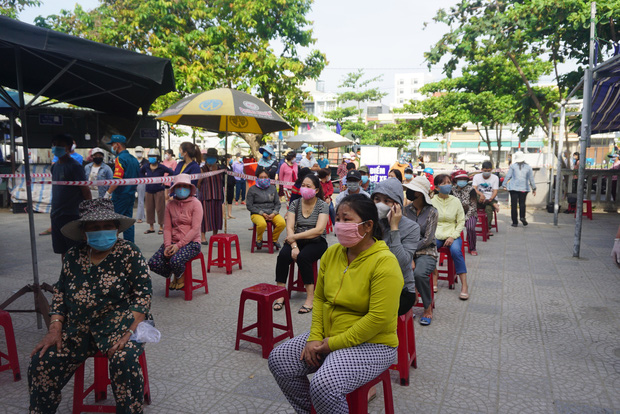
(273, 301, 284, 311)
(298, 305, 313, 314)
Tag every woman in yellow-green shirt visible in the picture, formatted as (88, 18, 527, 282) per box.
(268, 194, 403, 414)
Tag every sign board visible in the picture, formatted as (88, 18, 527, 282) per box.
(39, 114, 63, 126)
(140, 128, 159, 139)
(366, 164, 390, 183)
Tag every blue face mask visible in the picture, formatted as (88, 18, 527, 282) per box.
(263, 154, 270, 160)
(206, 157, 217, 165)
(86, 229, 118, 251)
(457, 180, 468, 188)
(256, 178, 271, 189)
(148, 157, 157, 164)
(52, 146, 67, 158)
(361, 175, 369, 184)
(110, 145, 117, 155)
(438, 184, 452, 195)
(404, 174, 413, 180)
(229, 159, 233, 165)
(176, 187, 191, 199)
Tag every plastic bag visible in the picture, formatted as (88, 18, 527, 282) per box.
(129, 321, 161, 343)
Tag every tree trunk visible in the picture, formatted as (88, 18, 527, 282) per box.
(482, 125, 495, 167)
(239, 133, 264, 159)
(506, 51, 548, 135)
(496, 125, 502, 168)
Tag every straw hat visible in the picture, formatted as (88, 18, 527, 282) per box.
(403, 176, 433, 204)
(61, 199, 135, 241)
(170, 173, 197, 197)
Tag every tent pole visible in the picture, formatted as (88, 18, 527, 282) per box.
(224, 118, 228, 234)
(553, 103, 566, 226)
(546, 114, 554, 206)
(574, 67, 592, 258)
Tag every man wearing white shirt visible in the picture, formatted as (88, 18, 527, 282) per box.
(299, 147, 320, 171)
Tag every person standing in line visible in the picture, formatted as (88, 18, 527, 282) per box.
(233, 154, 247, 205)
(84, 147, 113, 199)
(104, 135, 140, 243)
(197, 148, 224, 243)
(317, 150, 329, 169)
(503, 151, 536, 227)
(161, 149, 177, 200)
(223, 154, 236, 219)
(451, 170, 478, 255)
(49, 134, 92, 259)
(358, 165, 376, 194)
(278, 151, 298, 202)
(258, 145, 278, 176)
(134, 146, 148, 223)
(174, 142, 202, 187)
(336, 155, 350, 182)
(140, 149, 174, 235)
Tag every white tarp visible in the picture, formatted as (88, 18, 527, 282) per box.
(9, 164, 52, 213)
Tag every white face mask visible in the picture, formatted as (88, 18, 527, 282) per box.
(375, 202, 391, 220)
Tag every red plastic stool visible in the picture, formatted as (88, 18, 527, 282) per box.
(165, 252, 208, 301)
(207, 234, 242, 274)
(235, 283, 294, 359)
(574, 199, 593, 220)
(491, 209, 499, 232)
(72, 351, 150, 413)
(437, 248, 457, 289)
(310, 369, 395, 414)
(251, 221, 275, 254)
(325, 217, 333, 234)
(475, 210, 489, 241)
(287, 261, 319, 296)
(0, 310, 20, 381)
(389, 309, 417, 385)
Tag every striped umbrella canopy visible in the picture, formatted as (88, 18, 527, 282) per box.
(156, 88, 292, 134)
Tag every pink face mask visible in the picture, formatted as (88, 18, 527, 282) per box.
(300, 187, 316, 200)
(334, 221, 367, 247)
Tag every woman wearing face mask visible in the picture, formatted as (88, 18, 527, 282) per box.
(403, 176, 438, 325)
(148, 174, 203, 290)
(288, 167, 312, 204)
(246, 167, 285, 250)
(174, 142, 202, 187)
(432, 174, 468, 300)
(268, 194, 403, 414)
(197, 148, 224, 243)
(278, 151, 298, 201)
(29, 198, 152, 413)
(451, 170, 478, 256)
(161, 149, 177, 200)
(372, 178, 420, 315)
(273, 174, 329, 313)
(502, 151, 536, 227)
(140, 149, 174, 235)
(84, 147, 113, 199)
(317, 168, 335, 226)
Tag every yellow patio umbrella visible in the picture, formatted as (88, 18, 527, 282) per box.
(157, 88, 293, 233)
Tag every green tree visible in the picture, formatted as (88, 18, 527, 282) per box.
(38, 0, 326, 157)
(337, 69, 388, 121)
(425, 0, 620, 138)
(0, 0, 40, 18)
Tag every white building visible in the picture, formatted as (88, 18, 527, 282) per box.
(300, 79, 339, 129)
(393, 72, 433, 108)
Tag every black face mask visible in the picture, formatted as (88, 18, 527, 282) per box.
(406, 189, 420, 202)
(93, 157, 103, 165)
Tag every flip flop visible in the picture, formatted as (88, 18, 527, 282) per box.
(433, 286, 438, 293)
(470, 251, 478, 256)
(144, 230, 155, 234)
(419, 317, 432, 326)
(158, 229, 164, 235)
(39, 229, 52, 236)
(298, 305, 313, 314)
(273, 301, 284, 311)
(459, 292, 469, 300)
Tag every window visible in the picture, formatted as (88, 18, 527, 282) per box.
(399, 89, 404, 94)
(399, 79, 404, 85)
(411, 88, 418, 94)
(399, 99, 404, 103)
(414, 79, 419, 84)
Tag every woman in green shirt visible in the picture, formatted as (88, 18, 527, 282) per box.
(269, 194, 403, 414)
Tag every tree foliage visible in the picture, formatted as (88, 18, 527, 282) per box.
(336, 69, 388, 120)
(37, 0, 327, 156)
(0, 0, 40, 18)
(425, 0, 620, 138)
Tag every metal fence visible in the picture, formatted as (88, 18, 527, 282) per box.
(559, 169, 619, 211)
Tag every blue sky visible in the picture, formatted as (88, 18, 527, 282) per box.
(19, 0, 460, 104)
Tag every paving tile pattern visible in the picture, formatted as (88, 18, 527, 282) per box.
(0, 199, 618, 413)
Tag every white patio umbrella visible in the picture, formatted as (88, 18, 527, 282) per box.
(285, 124, 353, 149)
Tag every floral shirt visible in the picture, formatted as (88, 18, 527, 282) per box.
(50, 240, 152, 352)
(451, 184, 478, 221)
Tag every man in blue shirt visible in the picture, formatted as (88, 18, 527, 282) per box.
(50, 134, 91, 258)
(317, 150, 329, 169)
(104, 135, 140, 242)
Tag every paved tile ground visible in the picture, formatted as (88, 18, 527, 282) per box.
(0, 195, 619, 413)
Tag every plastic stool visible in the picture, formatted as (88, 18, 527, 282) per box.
(72, 351, 150, 413)
(0, 310, 20, 381)
(437, 248, 457, 289)
(165, 252, 208, 301)
(310, 369, 395, 414)
(235, 283, 294, 359)
(491, 210, 499, 232)
(251, 221, 274, 254)
(287, 261, 319, 296)
(574, 199, 593, 220)
(389, 309, 417, 385)
(207, 234, 242, 274)
(475, 210, 489, 242)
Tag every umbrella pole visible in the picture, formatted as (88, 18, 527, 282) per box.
(224, 120, 228, 234)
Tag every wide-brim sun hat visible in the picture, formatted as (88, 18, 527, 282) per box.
(403, 176, 433, 205)
(61, 199, 135, 241)
(170, 173, 197, 197)
(205, 148, 219, 158)
(259, 145, 276, 157)
(513, 151, 525, 163)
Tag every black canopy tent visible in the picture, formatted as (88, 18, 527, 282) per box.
(0, 16, 175, 327)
